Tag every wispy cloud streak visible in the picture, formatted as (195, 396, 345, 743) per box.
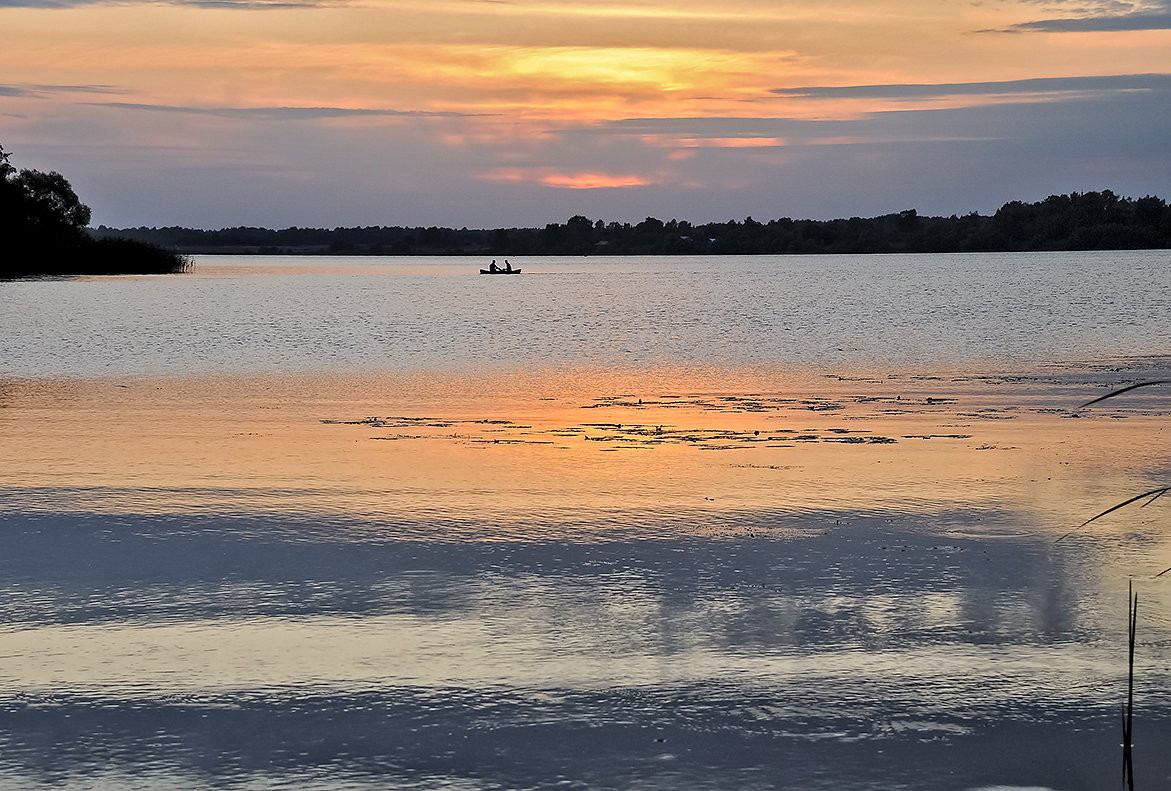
(771, 73, 1171, 100)
(0, 0, 341, 8)
(85, 102, 482, 119)
(1, 83, 126, 97)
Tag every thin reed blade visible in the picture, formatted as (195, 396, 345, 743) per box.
(1079, 380, 1168, 410)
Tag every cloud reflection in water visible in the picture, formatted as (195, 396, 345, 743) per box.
(1, 507, 1163, 789)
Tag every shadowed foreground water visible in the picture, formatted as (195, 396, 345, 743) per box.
(2, 505, 1170, 791)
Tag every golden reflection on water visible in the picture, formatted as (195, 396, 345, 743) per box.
(2, 367, 1168, 540)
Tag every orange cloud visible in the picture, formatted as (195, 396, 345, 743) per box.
(480, 168, 653, 189)
(642, 135, 787, 149)
(541, 173, 652, 189)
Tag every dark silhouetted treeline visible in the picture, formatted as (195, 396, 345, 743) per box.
(1, 144, 189, 278)
(96, 190, 1171, 257)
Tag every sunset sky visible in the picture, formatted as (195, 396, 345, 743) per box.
(2, 0, 1169, 228)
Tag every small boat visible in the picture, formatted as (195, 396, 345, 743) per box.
(479, 267, 522, 275)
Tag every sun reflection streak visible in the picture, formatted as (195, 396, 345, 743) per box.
(3, 369, 1168, 542)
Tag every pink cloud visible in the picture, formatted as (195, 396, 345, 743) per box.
(480, 168, 651, 189)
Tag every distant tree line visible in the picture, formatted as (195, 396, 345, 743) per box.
(1, 144, 188, 278)
(95, 190, 1171, 257)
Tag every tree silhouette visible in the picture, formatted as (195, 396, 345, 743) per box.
(1, 143, 187, 277)
(78, 184, 1171, 258)
(13, 168, 92, 230)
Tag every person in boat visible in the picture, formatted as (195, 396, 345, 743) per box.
(488, 259, 500, 272)
(503, 260, 513, 273)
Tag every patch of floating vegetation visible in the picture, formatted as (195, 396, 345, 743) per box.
(730, 464, 796, 470)
(823, 436, 898, 444)
(318, 387, 1045, 453)
(903, 434, 974, 440)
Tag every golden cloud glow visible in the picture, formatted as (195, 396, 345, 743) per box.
(368, 0, 877, 24)
(381, 45, 788, 115)
(4, 1, 1168, 126)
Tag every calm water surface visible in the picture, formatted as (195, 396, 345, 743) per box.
(2, 251, 1169, 376)
(2, 253, 1171, 790)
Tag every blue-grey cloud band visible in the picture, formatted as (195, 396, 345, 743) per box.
(986, 0, 1171, 32)
(770, 73, 1171, 100)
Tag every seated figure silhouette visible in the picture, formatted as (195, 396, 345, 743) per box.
(488, 259, 500, 272)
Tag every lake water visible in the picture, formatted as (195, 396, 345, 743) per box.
(3, 251, 1171, 377)
(2, 252, 1171, 791)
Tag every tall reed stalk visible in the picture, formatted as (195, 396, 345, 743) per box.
(1123, 580, 1136, 791)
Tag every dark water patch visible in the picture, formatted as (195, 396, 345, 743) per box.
(0, 687, 1164, 791)
(0, 510, 1095, 646)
